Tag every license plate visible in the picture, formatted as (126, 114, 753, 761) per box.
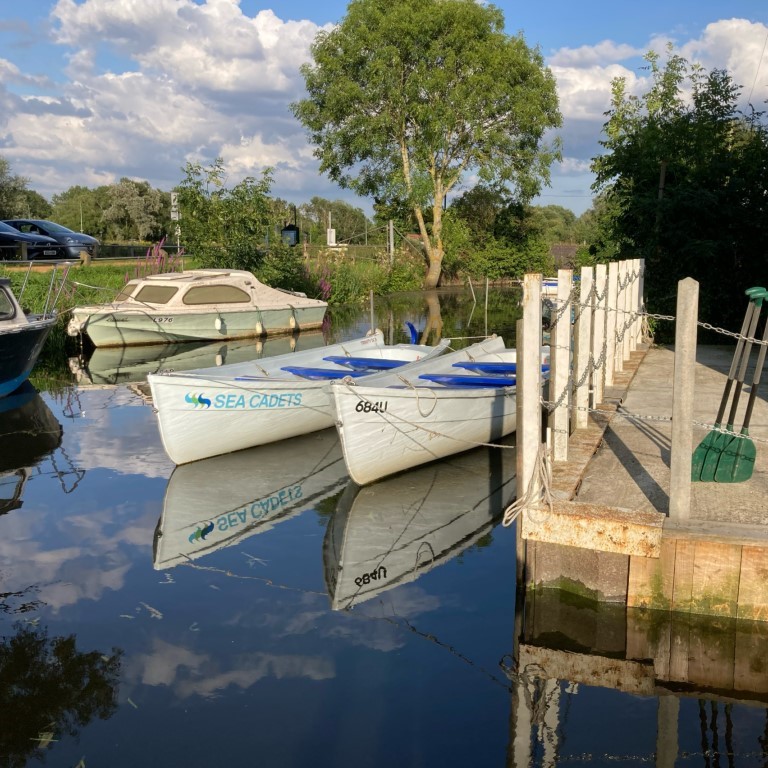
(43, 250, 56, 255)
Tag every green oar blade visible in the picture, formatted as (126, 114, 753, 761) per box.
(699, 430, 730, 481)
(691, 431, 719, 480)
(715, 430, 757, 482)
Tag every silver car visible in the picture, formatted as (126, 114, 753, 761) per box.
(3, 219, 100, 260)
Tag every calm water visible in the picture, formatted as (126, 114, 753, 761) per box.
(4, 288, 768, 767)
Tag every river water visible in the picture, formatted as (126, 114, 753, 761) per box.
(3, 287, 768, 767)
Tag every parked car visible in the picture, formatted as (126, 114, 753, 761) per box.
(0, 221, 67, 261)
(3, 219, 99, 260)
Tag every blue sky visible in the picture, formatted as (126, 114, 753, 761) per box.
(1, 0, 766, 217)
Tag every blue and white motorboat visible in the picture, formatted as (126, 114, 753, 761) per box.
(0, 278, 56, 398)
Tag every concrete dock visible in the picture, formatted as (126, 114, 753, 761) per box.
(521, 342, 768, 620)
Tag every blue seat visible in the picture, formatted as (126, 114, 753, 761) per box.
(280, 366, 367, 380)
(418, 374, 517, 388)
(452, 361, 550, 375)
(323, 355, 409, 371)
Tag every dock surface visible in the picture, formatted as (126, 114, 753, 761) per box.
(574, 345, 768, 536)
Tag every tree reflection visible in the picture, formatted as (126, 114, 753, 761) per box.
(0, 623, 122, 767)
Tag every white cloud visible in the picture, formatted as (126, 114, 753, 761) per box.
(124, 637, 335, 698)
(1, 7, 766, 217)
(549, 41, 642, 68)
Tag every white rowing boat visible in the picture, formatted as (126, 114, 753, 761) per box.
(147, 330, 451, 465)
(331, 336, 547, 486)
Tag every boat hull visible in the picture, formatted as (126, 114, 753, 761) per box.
(150, 374, 338, 464)
(332, 381, 517, 486)
(0, 318, 56, 398)
(70, 304, 328, 347)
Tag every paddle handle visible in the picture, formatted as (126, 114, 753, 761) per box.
(741, 314, 768, 432)
(715, 293, 761, 425)
(725, 296, 764, 427)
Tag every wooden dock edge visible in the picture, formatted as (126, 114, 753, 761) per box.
(522, 500, 665, 558)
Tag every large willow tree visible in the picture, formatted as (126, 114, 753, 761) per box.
(292, 0, 562, 288)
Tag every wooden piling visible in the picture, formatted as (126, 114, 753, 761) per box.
(606, 261, 619, 383)
(572, 267, 593, 431)
(593, 264, 607, 407)
(669, 277, 698, 520)
(517, 274, 543, 500)
(550, 268, 572, 461)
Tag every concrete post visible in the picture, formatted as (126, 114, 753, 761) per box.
(637, 259, 645, 344)
(606, 261, 619, 386)
(593, 264, 608, 406)
(621, 260, 632, 366)
(550, 269, 572, 461)
(517, 273, 543, 501)
(630, 258, 640, 352)
(20, 242, 28, 261)
(670, 277, 699, 520)
(572, 266, 593, 431)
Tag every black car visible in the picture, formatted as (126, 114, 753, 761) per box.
(3, 219, 99, 260)
(0, 222, 66, 261)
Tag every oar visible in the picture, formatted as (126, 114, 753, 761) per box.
(714, 309, 768, 482)
(691, 291, 759, 480)
(699, 288, 766, 482)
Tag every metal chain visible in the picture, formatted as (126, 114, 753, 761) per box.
(541, 400, 768, 444)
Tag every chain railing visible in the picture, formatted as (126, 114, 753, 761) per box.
(516, 264, 768, 525)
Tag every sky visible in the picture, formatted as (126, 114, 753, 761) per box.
(0, 0, 766, 219)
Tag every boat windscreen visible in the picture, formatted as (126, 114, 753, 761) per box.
(115, 281, 139, 302)
(133, 285, 179, 304)
(182, 285, 250, 305)
(0, 288, 16, 320)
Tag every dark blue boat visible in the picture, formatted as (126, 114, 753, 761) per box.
(0, 277, 56, 398)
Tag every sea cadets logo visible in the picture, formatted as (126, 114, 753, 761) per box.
(185, 393, 211, 408)
(188, 522, 215, 543)
(183, 391, 302, 409)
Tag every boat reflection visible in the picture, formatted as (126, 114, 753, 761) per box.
(0, 382, 62, 515)
(69, 330, 327, 387)
(153, 428, 346, 570)
(323, 440, 516, 610)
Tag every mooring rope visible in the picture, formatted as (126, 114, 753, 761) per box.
(502, 443, 553, 528)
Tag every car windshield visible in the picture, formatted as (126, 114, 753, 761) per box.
(31, 221, 76, 235)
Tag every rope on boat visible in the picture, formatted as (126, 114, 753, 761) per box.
(502, 443, 553, 528)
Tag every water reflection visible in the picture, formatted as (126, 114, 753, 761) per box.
(154, 428, 346, 569)
(507, 587, 768, 764)
(0, 383, 62, 515)
(69, 330, 327, 387)
(324, 439, 516, 610)
(0, 622, 121, 768)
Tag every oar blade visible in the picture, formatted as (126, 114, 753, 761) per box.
(699, 433, 728, 482)
(691, 432, 718, 480)
(714, 434, 756, 483)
